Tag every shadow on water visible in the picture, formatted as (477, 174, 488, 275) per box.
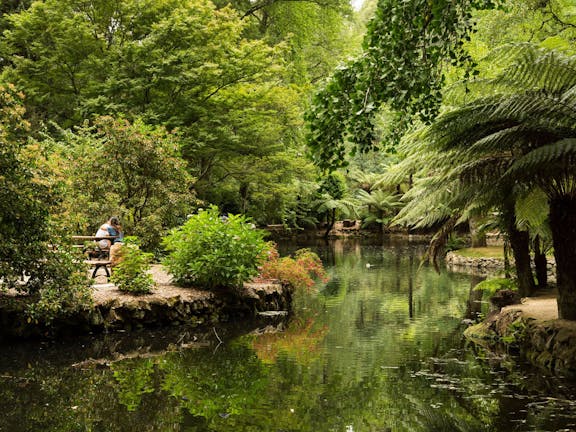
(0, 238, 575, 432)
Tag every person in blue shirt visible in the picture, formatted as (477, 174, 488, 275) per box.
(95, 216, 124, 249)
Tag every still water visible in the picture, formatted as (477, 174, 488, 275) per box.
(0, 239, 575, 431)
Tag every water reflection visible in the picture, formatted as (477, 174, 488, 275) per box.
(0, 239, 575, 431)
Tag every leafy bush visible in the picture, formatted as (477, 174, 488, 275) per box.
(259, 245, 328, 292)
(25, 245, 93, 324)
(162, 206, 268, 289)
(473, 277, 517, 297)
(110, 237, 154, 294)
(445, 235, 468, 252)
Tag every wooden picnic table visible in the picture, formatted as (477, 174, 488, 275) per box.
(71, 236, 119, 279)
(71, 235, 118, 241)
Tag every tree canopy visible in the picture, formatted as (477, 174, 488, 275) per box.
(306, 0, 503, 171)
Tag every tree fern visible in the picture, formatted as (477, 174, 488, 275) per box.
(416, 45, 576, 318)
(505, 138, 576, 178)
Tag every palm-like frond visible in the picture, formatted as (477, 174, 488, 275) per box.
(505, 138, 576, 179)
(514, 188, 550, 236)
(393, 177, 463, 228)
(313, 195, 359, 218)
(498, 46, 576, 94)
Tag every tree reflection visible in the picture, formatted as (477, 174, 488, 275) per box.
(0, 242, 575, 431)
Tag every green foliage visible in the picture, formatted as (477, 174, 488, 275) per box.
(356, 189, 402, 228)
(313, 171, 358, 223)
(112, 359, 156, 412)
(162, 206, 268, 289)
(306, 0, 503, 170)
(251, 0, 355, 84)
(110, 237, 154, 295)
(473, 277, 517, 297)
(319, 171, 347, 199)
(501, 317, 527, 346)
(445, 235, 469, 252)
(42, 116, 195, 251)
(0, 85, 92, 323)
(260, 245, 328, 292)
(25, 244, 93, 324)
(0, 0, 327, 226)
(159, 341, 268, 421)
(0, 84, 48, 284)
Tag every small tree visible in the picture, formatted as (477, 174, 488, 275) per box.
(44, 116, 196, 251)
(313, 172, 357, 238)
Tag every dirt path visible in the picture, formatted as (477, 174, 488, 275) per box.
(91, 264, 210, 305)
(502, 292, 558, 321)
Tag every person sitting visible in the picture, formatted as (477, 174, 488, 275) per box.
(95, 216, 124, 250)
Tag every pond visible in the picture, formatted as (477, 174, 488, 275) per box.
(0, 239, 575, 431)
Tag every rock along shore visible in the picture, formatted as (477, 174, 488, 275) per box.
(446, 250, 574, 378)
(445, 250, 556, 280)
(464, 308, 576, 378)
(0, 265, 293, 342)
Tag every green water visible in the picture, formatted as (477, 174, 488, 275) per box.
(0, 240, 575, 431)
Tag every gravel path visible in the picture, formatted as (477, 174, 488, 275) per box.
(503, 291, 558, 321)
(91, 264, 210, 305)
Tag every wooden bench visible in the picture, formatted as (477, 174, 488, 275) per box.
(71, 236, 118, 279)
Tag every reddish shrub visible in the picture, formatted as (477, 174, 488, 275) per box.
(259, 244, 328, 292)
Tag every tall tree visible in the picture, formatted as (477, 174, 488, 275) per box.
(1, 0, 315, 223)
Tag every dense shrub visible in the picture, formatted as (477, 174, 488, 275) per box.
(110, 237, 154, 294)
(162, 206, 268, 290)
(25, 244, 93, 324)
(259, 245, 328, 292)
(0, 86, 93, 323)
(41, 116, 196, 253)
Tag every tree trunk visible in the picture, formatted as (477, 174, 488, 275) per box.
(503, 240, 511, 279)
(502, 201, 535, 297)
(549, 196, 576, 320)
(324, 208, 336, 239)
(533, 235, 548, 290)
(508, 227, 535, 297)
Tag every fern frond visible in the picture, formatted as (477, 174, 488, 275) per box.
(502, 48, 576, 94)
(504, 138, 576, 179)
(463, 125, 529, 156)
(394, 178, 467, 228)
(560, 85, 576, 107)
(514, 188, 549, 231)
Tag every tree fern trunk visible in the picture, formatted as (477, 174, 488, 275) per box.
(549, 196, 576, 321)
(502, 201, 535, 297)
(508, 227, 535, 298)
(324, 208, 336, 239)
(533, 235, 548, 290)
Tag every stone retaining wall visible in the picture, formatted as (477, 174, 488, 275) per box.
(0, 281, 293, 341)
(464, 310, 576, 378)
(445, 251, 556, 281)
